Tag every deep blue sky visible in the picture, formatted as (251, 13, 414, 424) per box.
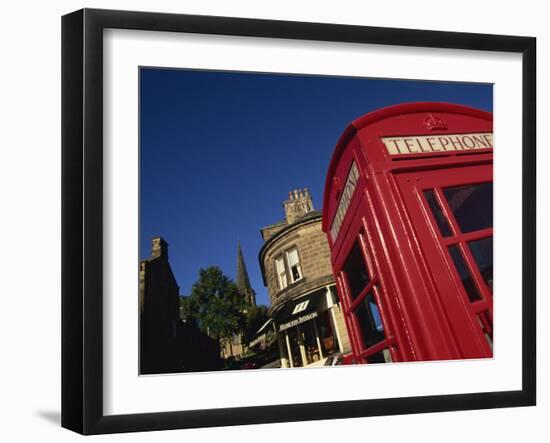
(140, 68, 492, 306)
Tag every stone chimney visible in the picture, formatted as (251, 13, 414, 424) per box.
(151, 236, 168, 259)
(283, 188, 314, 224)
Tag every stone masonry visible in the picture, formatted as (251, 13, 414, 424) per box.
(261, 217, 333, 311)
(259, 188, 351, 365)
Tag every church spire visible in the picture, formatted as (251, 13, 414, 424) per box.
(236, 242, 256, 306)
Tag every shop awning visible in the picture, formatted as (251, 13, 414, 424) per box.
(256, 318, 273, 334)
(249, 334, 266, 347)
(275, 289, 328, 332)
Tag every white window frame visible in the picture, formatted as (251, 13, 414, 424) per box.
(275, 256, 288, 290)
(274, 246, 304, 290)
(286, 247, 303, 284)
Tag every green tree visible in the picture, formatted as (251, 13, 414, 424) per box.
(179, 296, 197, 326)
(184, 267, 247, 349)
(242, 304, 270, 344)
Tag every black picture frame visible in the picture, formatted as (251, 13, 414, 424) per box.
(61, 8, 536, 435)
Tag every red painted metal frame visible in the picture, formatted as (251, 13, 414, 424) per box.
(396, 165, 493, 358)
(322, 102, 493, 363)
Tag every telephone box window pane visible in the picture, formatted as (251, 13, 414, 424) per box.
(424, 190, 453, 237)
(448, 245, 482, 302)
(469, 237, 493, 292)
(343, 240, 370, 301)
(369, 299, 384, 332)
(443, 182, 493, 233)
(355, 294, 385, 348)
(366, 348, 392, 364)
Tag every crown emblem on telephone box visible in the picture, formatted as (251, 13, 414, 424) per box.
(423, 114, 448, 131)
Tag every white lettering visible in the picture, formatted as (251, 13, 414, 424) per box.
(279, 312, 318, 331)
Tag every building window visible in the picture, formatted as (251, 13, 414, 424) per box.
(286, 247, 303, 283)
(275, 256, 288, 289)
(275, 247, 303, 290)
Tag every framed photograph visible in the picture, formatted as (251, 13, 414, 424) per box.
(61, 8, 536, 435)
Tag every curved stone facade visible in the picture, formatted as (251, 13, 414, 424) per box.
(259, 189, 351, 368)
(260, 215, 334, 313)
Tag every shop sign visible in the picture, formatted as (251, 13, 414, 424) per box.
(279, 312, 318, 331)
(292, 300, 310, 315)
(382, 132, 493, 155)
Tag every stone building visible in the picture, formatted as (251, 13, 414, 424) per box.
(259, 189, 351, 368)
(140, 236, 222, 374)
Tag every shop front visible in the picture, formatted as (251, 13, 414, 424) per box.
(274, 285, 344, 368)
(322, 102, 493, 364)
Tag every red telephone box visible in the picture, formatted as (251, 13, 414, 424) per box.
(322, 102, 493, 364)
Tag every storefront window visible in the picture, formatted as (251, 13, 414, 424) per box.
(302, 321, 320, 364)
(286, 328, 303, 367)
(318, 312, 338, 355)
(343, 240, 370, 300)
(443, 182, 493, 233)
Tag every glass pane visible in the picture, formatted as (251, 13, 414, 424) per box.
(287, 248, 299, 266)
(366, 348, 392, 364)
(424, 190, 453, 237)
(468, 237, 493, 292)
(342, 240, 370, 300)
(275, 257, 287, 289)
(369, 299, 384, 332)
(286, 328, 303, 367)
(275, 257, 285, 273)
(286, 249, 302, 282)
(448, 245, 482, 302)
(290, 264, 302, 282)
(354, 294, 385, 348)
(443, 182, 493, 233)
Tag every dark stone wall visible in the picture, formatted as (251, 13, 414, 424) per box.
(140, 240, 222, 374)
